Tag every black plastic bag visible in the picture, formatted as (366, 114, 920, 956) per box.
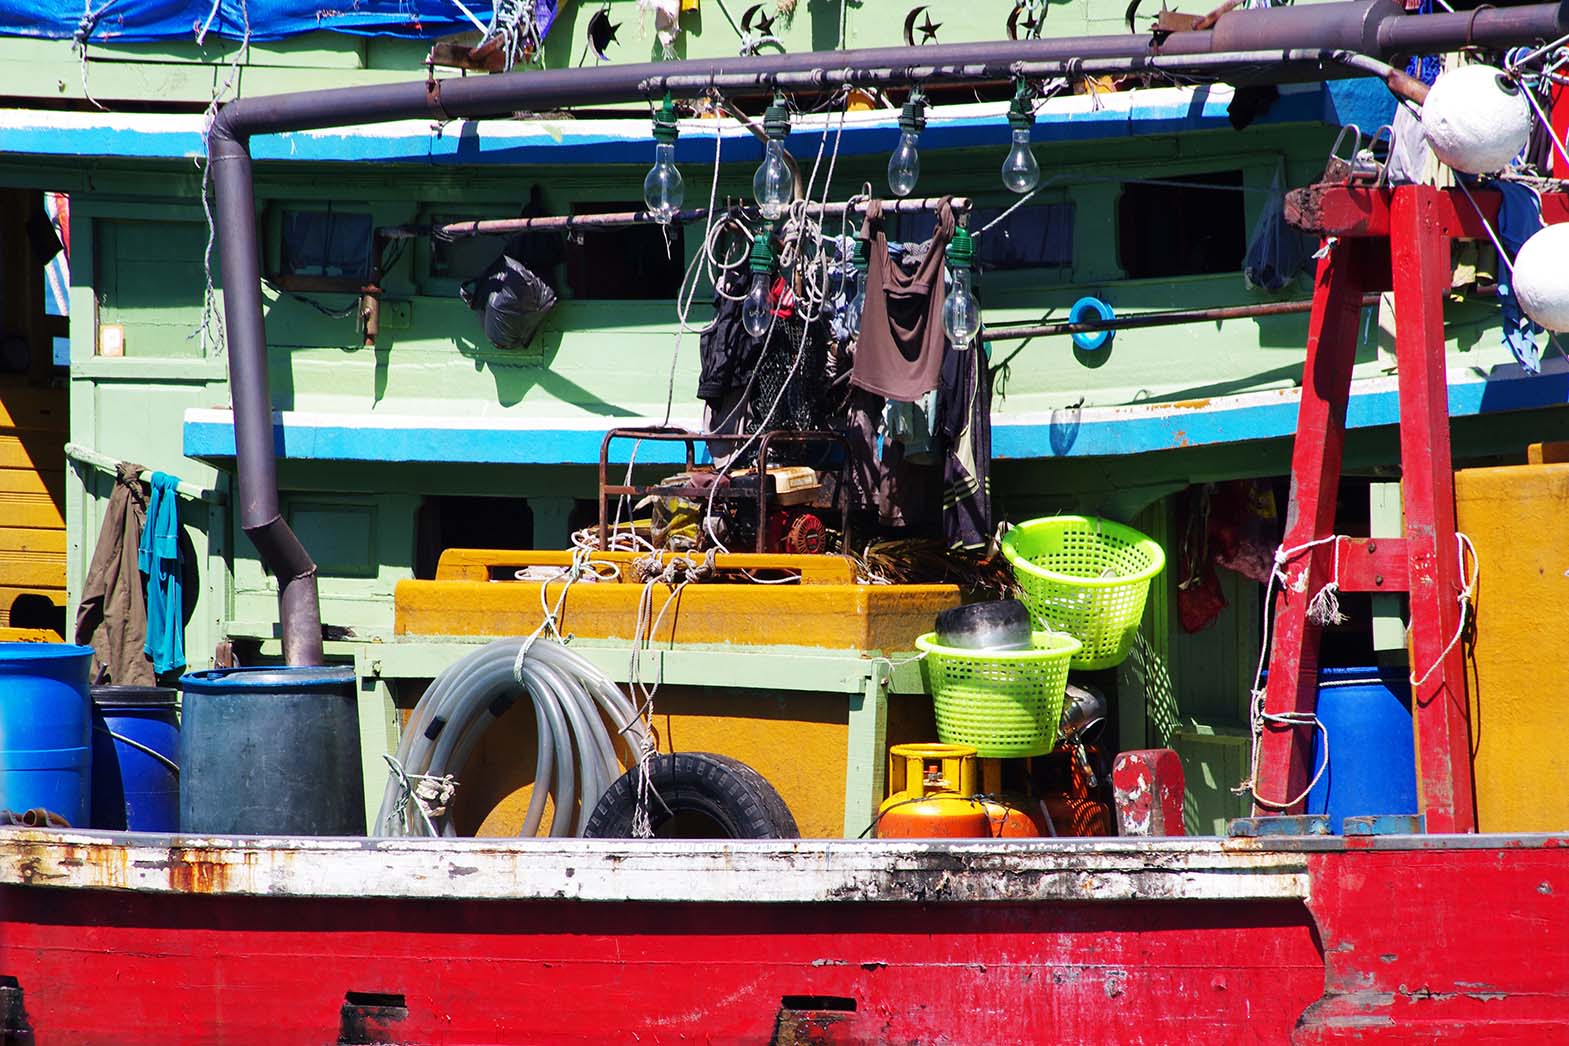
(461, 239, 557, 350)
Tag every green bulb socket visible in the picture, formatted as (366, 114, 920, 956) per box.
(763, 95, 791, 140)
(1007, 81, 1033, 133)
(652, 94, 680, 145)
(749, 232, 776, 274)
(948, 225, 974, 271)
(898, 90, 927, 136)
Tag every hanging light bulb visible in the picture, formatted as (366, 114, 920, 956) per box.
(886, 88, 926, 198)
(742, 231, 775, 338)
(845, 236, 869, 336)
(942, 225, 981, 348)
(1001, 81, 1040, 194)
(753, 94, 794, 220)
(643, 94, 684, 224)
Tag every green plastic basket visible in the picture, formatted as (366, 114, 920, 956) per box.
(1001, 516, 1166, 671)
(915, 631, 1082, 758)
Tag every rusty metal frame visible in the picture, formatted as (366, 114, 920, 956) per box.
(597, 426, 852, 554)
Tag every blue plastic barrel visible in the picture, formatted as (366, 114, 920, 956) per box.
(1306, 666, 1419, 832)
(178, 665, 364, 836)
(0, 642, 93, 826)
(91, 686, 180, 831)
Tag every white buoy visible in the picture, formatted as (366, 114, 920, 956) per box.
(1513, 224, 1569, 332)
(1421, 65, 1532, 175)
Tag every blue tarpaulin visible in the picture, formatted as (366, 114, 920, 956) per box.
(0, 0, 552, 43)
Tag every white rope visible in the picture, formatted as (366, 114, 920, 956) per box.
(1409, 531, 1479, 689)
(1233, 533, 1344, 810)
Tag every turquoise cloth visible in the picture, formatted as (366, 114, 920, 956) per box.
(138, 471, 184, 675)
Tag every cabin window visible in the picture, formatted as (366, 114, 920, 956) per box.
(897, 202, 1073, 271)
(563, 201, 685, 300)
(1117, 171, 1246, 279)
(278, 208, 374, 281)
(415, 496, 536, 579)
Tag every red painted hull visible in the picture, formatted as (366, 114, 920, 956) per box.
(1, 836, 1565, 1044)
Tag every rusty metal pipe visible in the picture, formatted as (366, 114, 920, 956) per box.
(982, 293, 1385, 342)
(383, 196, 972, 241)
(20, 809, 72, 829)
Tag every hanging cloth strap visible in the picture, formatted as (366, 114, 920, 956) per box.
(851, 196, 955, 402)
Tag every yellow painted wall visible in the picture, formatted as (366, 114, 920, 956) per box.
(0, 385, 67, 633)
(449, 688, 940, 840)
(1456, 455, 1569, 832)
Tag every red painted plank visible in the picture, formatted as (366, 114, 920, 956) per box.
(0, 890, 1324, 1044)
(1254, 237, 1369, 815)
(1389, 187, 1477, 835)
(1333, 538, 1410, 594)
(1297, 844, 1569, 1043)
(1286, 185, 1569, 238)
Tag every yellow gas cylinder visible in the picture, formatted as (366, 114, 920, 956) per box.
(876, 744, 990, 838)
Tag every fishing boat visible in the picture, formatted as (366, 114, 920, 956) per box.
(2, 0, 1569, 1039)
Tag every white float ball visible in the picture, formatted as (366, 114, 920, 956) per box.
(1421, 64, 1532, 175)
(1513, 224, 1569, 332)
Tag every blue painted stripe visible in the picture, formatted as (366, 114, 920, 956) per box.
(182, 369, 1569, 465)
(1, 82, 1350, 166)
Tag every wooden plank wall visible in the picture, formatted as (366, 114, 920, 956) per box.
(0, 189, 68, 633)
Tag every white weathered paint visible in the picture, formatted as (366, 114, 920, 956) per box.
(0, 830, 1311, 904)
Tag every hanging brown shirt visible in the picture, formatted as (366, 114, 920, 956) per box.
(850, 197, 955, 402)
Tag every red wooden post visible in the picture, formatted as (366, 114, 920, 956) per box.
(1252, 238, 1368, 814)
(1388, 187, 1477, 834)
(1112, 749, 1186, 835)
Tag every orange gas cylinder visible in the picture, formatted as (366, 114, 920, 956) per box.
(976, 759, 1045, 837)
(876, 743, 990, 839)
(980, 797, 1047, 837)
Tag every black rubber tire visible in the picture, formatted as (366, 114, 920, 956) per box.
(582, 752, 800, 839)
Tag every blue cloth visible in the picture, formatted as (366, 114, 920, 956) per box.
(138, 471, 184, 675)
(0, 0, 556, 43)
(1496, 180, 1546, 373)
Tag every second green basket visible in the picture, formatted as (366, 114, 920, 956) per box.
(1001, 515, 1165, 670)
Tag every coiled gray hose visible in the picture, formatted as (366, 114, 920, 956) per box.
(375, 637, 649, 837)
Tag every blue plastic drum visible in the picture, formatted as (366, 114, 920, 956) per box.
(1306, 666, 1419, 832)
(91, 685, 180, 831)
(0, 642, 94, 826)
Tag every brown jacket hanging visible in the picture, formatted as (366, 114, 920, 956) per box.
(850, 196, 956, 402)
(74, 462, 154, 686)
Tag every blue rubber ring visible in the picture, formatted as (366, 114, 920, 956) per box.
(1068, 296, 1115, 352)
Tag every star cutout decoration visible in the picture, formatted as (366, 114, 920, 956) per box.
(752, 9, 777, 34)
(916, 12, 941, 42)
(587, 9, 621, 61)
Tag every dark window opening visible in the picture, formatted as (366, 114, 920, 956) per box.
(1117, 171, 1245, 279)
(414, 496, 535, 579)
(280, 208, 373, 280)
(898, 203, 1073, 271)
(563, 201, 684, 300)
(0, 188, 68, 377)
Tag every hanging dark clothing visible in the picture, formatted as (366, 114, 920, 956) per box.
(939, 341, 993, 550)
(74, 462, 154, 686)
(697, 266, 761, 409)
(851, 197, 956, 402)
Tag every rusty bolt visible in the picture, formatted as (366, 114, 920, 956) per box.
(1374, 574, 1383, 586)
